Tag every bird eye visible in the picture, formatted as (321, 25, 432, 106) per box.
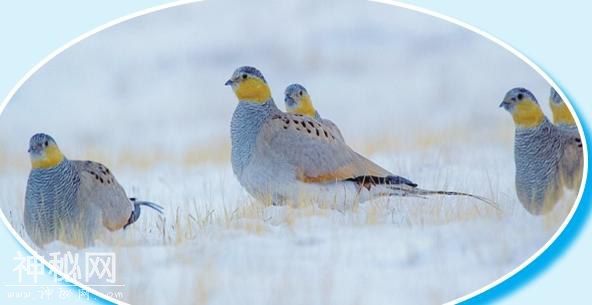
(299, 90, 303, 96)
(44, 141, 48, 147)
(241, 74, 248, 80)
(517, 93, 524, 100)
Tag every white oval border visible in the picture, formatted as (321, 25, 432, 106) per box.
(0, 1, 587, 304)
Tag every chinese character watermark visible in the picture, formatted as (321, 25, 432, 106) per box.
(12, 251, 44, 283)
(6, 251, 124, 301)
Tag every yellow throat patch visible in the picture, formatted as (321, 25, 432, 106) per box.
(32, 145, 64, 169)
(235, 78, 271, 103)
(293, 96, 317, 118)
(512, 99, 545, 128)
(550, 100, 576, 125)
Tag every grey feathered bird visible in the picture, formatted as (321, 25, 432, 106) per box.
(24, 133, 163, 248)
(548, 87, 583, 190)
(500, 88, 582, 214)
(284, 83, 345, 142)
(226, 66, 496, 208)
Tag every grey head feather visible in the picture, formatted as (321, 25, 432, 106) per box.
(284, 83, 308, 107)
(550, 87, 562, 104)
(504, 87, 538, 104)
(233, 66, 267, 83)
(285, 83, 307, 97)
(28, 133, 58, 154)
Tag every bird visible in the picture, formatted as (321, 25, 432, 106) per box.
(24, 133, 163, 248)
(499, 87, 581, 214)
(549, 87, 577, 131)
(284, 83, 344, 142)
(284, 83, 401, 183)
(548, 87, 583, 190)
(226, 66, 496, 208)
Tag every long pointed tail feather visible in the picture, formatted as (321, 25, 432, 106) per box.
(386, 185, 500, 211)
(124, 198, 164, 230)
(347, 174, 499, 211)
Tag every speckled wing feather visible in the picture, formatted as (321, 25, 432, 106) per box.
(73, 160, 133, 231)
(320, 118, 345, 143)
(260, 113, 392, 183)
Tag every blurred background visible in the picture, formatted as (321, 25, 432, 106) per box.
(0, 1, 571, 304)
(0, 0, 549, 170)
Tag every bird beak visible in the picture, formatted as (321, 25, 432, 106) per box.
(225, 79, 233, 86)
(284, 96, 295, 106)
(499, 100, 510, 110)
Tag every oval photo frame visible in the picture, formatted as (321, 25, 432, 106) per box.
(0, 1, 586, 304)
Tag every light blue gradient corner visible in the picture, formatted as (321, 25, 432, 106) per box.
(0, 224, 114, 305)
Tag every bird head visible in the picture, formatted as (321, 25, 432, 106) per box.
(225, 66, 271, 103)
(548, 87, 575, 125)
(549, 87, 562, 105)
(499, 87, 544, 128)
(284, 84, 317, 118)
(28, 133, 64, 169)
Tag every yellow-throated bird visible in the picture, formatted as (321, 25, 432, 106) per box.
(500, 88, 581, 214)
(24, 133, 163, 248)
(284, 83, 344, 142)
(227, 66, 496, 208)
(549, 87, 583, 190)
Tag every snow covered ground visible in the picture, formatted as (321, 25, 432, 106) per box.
(0, 0, 579, 304)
